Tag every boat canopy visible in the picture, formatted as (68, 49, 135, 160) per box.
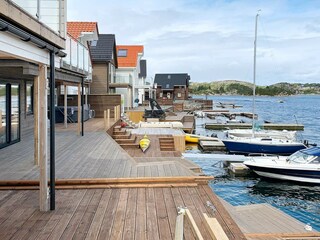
(300, 147, 320, 156)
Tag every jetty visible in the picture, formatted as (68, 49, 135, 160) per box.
(0, 118, 319, 238)
(205, 122, 304, 130)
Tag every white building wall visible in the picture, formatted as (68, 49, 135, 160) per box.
(0, 31, 57, 65)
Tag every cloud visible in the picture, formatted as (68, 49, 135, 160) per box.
(68, 0, 320, 85)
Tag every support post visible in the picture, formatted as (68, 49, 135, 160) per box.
(104, 110, 107, 131)
(114, 106, 117, 121)
(49, 51, 55, 211)
(39, 64, 49, 211)
(107, 109, 110, 127)
(64, 84, 67, 128)
(33, 73, 39, 165)
(77, 83, 81, 135)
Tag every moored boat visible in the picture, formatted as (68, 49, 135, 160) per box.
(139, 134, 150, 152)
(222, 137, 307, 155)
(185, 133, 219, 143)
(243, 147, 320, 184)
(226, 129, 296, 140)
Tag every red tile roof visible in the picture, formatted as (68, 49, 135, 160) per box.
(67, 22, 98, 39)
(116, 45, 144, 67)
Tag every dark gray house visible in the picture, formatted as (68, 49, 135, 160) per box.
(89, 34, 118, 94)
(154, 73, 190, 100)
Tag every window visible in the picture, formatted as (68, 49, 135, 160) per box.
(168, 75, 171, 79)
(177, 93, 181, 98)
(118, 49, 127, 57)
(160, 92, 163, 98)
(90, 40, 98, 47)
(166, 84, 170, 88)
(26, 83, 33, 114)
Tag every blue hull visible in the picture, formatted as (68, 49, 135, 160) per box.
(222, 140, 306, 155)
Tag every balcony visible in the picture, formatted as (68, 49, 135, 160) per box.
(61, 35, 92, 81)
(11, 0, 66, 38)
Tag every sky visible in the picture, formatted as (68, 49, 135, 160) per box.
(67, 0, 320, 85)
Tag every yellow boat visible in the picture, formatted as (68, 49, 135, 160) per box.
(139, 134, 151, 152)
(185, 134, 200, 143)
(185, 134, 219, 143)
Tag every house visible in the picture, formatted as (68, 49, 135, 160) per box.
(89, 34, 118, 94)
(0, 0, 92, 211)
(154, 73, 190, 101)
(115, 45, 147, 109)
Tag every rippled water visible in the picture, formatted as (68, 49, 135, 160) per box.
(190, 95, 320, 231)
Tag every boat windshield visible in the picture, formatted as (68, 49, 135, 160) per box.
(287, 151, 318, 164)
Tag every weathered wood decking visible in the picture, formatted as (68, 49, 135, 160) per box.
(0, 185, 246, 240)
(0, 119, 196, 180)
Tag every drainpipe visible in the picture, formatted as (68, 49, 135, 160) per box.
(49, 51, 56, 210)
(81, 77, 84, 136)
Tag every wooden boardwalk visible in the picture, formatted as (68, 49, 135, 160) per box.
(0, 185, 246, 240)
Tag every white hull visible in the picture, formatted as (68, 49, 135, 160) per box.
(254, 171, 320, 184)
(226, 129, 296, 140)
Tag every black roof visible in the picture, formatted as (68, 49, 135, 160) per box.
(154, 73, 190, 89)
(90, 34, 117, 66)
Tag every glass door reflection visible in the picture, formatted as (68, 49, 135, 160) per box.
(0, 84, 6, 146)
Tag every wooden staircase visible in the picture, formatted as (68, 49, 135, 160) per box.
(113, 126, 139, 149)
(159, 137, 175, 151)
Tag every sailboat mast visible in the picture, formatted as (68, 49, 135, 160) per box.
(252, 11, 260, 137)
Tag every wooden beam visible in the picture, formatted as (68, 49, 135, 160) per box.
(114, 106, 117, 121)
(77, 83, 81, 135)
(104, 110, 108, 131)
(39, 64, 49, 211)
(107, 109, 110, 129)
(174, 211, 184, 240)
(33, 73, 39, 165)
(203, 213, 229, 240)
(245, 232, 320, 238)
(185, 209, 204, 240)
(64, 84, 67, 128)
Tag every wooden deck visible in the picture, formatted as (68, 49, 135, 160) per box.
(0, 184, 246, 240)
(0, 118, 197, 181)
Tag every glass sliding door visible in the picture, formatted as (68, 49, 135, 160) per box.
(11, 84, 20, 142)
(0, 84, 6, 146)
(0, 83, 20, 149)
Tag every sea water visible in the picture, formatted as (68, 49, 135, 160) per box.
(190, 94, 320, 231)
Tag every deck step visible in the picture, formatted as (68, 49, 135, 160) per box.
(113, 133, 131, 139)
(115, 137, 136, 144)
(113, 129, 127, 135)
(119, 143, 140, 148)
(159, 136, 175, 151)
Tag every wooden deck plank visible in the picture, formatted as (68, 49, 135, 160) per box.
(170, 188, 195, 239)
(72, 189, 104, 239)
(59, 189, 95, 240)
(146, 188, 160, 240)
(135, 188, 147, 240)
(123, 188, 137, 240)
(200, 185, 246, 240)
(47, 190, 87, 240)
(163, 188, 179, 239)
(85, 189, 112, 240)
(179, 187, 211, 240)
(154, 188, 172, 239)
(97, 188, 121, 240)
(31, 190, 84, 240)
(109, 188, 129, 240)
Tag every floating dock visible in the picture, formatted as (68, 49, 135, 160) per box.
(205, 122, 304, 130)
(199, 140, 226, 152)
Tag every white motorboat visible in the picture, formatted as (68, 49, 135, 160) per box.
(244, 147, 320, 184)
